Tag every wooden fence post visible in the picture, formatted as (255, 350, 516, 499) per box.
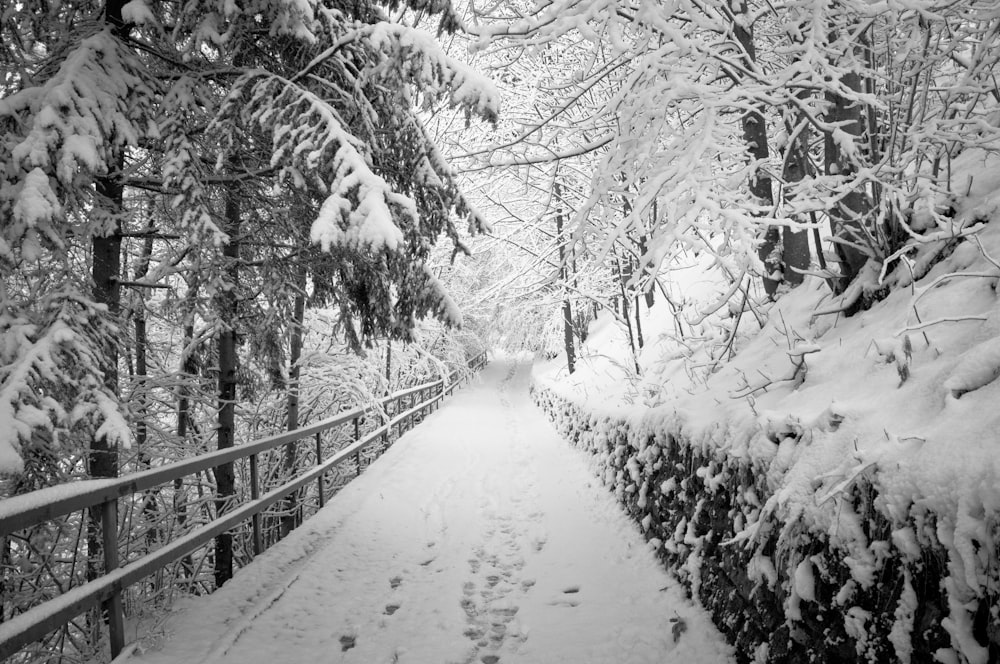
(354, 416, 362, 475)
(0, 377, 456, 661)
(315, 432, 325, 508)
(249, 454, 262, 556)
(100, 500, 125, 658)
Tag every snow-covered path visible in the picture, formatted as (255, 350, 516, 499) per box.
(128, 360, 733, 664)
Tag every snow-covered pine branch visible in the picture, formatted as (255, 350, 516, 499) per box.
(0, 29, 157, 254)
(0, 302, 130, 476)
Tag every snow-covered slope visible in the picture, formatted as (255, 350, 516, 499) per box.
(534, 149, 1000, 664)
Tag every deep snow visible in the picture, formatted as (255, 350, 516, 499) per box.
(123, 360, 732, 664)
(531, 149, 1000, 664)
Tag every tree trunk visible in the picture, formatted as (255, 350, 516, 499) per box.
(88, 176, 123, 573)
(781, 128, 812, 289)
(639, 230, 654, 308)
(731, 3, 781, 297)
(174, 320, 197, 582)
(132, 228, 162, 550)
(615, 253, 640, 375)
(385, 340, 392, 387)
(281, 271, 306, 539)
(554, 181, 575, 374)
(825, 25, 870, 292)
(213, 185, 240, 588)
(87, 1, 128, 647)
(634, 293, 643, 349)
(88, 176, 123, 654)
(732, 2, 812, 295)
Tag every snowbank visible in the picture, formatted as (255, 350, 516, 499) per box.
(532, 152, 1000, 663)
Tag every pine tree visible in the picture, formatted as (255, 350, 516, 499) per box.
(0, 0, 499, 621)
(0, 0, 496, 475)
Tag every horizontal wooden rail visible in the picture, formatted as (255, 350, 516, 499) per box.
(0, 350, 487, 661)
(0, 405, 379, 533)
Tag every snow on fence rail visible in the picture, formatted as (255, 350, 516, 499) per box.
(0, 351, 488, 662)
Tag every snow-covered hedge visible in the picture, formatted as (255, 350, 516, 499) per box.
(531, 385, 997, 664)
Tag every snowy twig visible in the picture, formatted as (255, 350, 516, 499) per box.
(972, 234, 1000, 272)
(713, 283, 750, 370)
(686, 271, 746, 327)
(896, 315, 988, 335)
(817, 461, 877, 506)
(878, 223, 989, 286)
(729, 345, 819, 399)
(811, 260, 879, 318)
(911, 270, 1000, 309)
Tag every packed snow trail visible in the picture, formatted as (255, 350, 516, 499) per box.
(127, 359, 733, 664)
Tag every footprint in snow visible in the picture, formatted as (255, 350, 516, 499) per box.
(548, 599, 580, 608)
(389, 575, 403, 589)
(491, 605, 519, 618)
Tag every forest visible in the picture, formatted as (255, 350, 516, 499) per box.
(2, 0, 999, 661)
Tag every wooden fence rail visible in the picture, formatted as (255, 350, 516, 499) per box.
(0, 351, 488, 661)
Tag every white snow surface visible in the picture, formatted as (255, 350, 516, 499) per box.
(125, 360, 732, 664)
(530, 148, 1000, 663)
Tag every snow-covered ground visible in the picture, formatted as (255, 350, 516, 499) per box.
(531, 150, 1000, 663)
(123, 359, 733, 664)
(535, 151, 1000, 563)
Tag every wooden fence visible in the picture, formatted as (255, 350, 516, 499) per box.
(0, 351, 488, 661)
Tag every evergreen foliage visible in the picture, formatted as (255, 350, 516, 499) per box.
(0, 0, 497, 477)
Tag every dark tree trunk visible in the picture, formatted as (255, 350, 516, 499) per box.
(825, 25, 870, 292)
(174, 320, 197, 581)
(731, 3, 781, 297)
(634, 293, 643, 349)
(639, 230, 654, 308)
(87, 0, 128, 647)
(133, 228, 161, 549)
(281, 271, 306, 539)
(385, 340, 392, 387)
(781, 129, 812, 288)
(554, 181, 575, 374)
(88, 176, 123, 567)
(213, 185, 240, 588)
(733, 3, 811, 295)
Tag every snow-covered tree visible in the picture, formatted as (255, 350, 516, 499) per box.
(467, 0, 999, 371)
(0, 0, 497, 476)
(0, 0, 499, 648)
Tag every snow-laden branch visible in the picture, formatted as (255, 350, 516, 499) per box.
(0, 305, 131, 476)
(0, 29, 156, 254)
